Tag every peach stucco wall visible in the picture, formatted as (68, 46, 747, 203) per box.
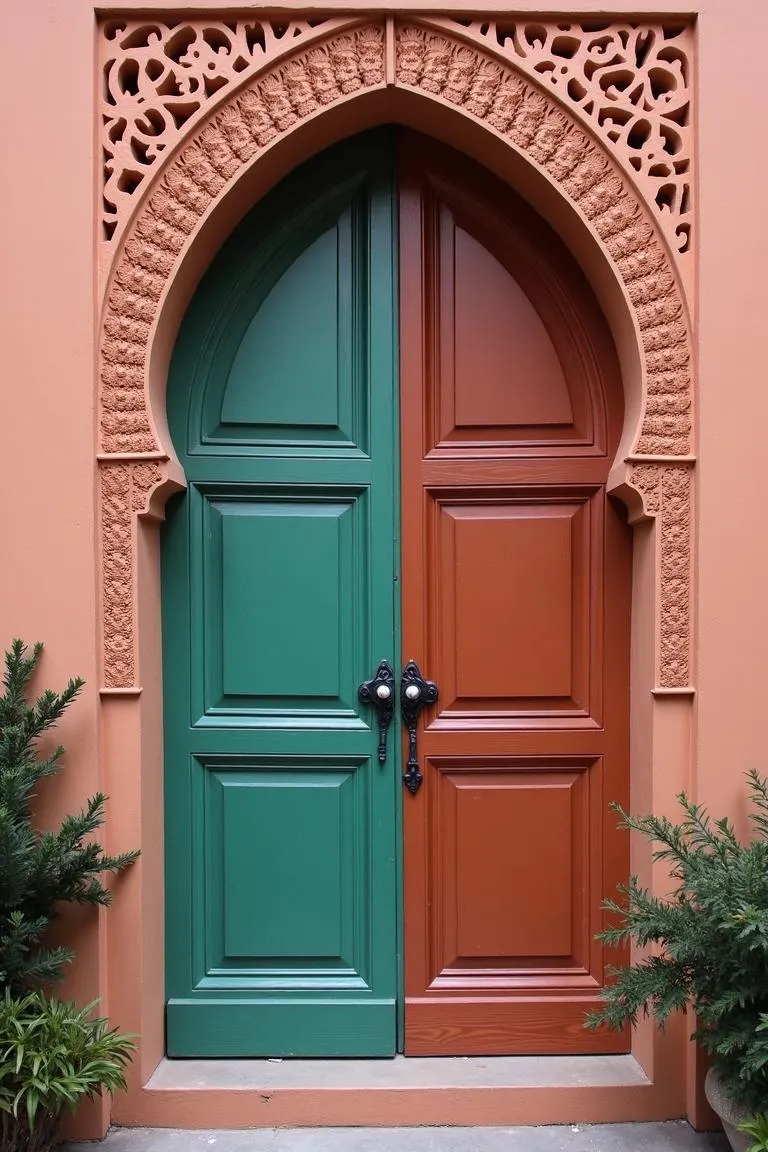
(1, 0, 767, 1138)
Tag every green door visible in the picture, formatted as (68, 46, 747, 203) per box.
(163, 132, 400, 1057)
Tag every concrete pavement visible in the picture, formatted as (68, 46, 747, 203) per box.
(63, 1123, 730, 1151)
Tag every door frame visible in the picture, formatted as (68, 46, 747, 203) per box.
(95, 17, 696, 1127)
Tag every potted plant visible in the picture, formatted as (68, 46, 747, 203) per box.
(0, 640, 139, 1150)
(586, 771, 768, 1152)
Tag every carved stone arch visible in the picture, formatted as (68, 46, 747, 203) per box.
(98, 17, 694, 695)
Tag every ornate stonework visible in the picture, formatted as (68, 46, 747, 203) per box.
(100, 16, 360, 241)
(97, 16, 695, 693)
(101, 460, 164, 690)
(100, 15, 694, 271)
(659, 466, 693, 690)
(436, 18, 692, 262)
(629, 462, 693, 689)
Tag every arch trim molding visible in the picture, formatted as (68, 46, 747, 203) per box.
(97, 17, 695, 694)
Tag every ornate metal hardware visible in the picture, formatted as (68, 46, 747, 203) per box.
(400, 660, 438, 796)
(358, 660, 396, 765)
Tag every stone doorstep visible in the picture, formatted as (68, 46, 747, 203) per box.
(114, 1054, 688, 1128)
(99, 1054, 665, 1129)
(147, 1053, 649, 1092)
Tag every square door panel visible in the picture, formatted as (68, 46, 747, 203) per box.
(428, 491, 600, 724)
(195, 756, 371, 988)
(196, 489, 368, 723)
(426, 758, 598, 984)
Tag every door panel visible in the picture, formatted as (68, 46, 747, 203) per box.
(429, 491, 596, 719)
(422, 170, 607, 455)
(400, 135, 631, 1055)
(443, 220, 575, 439)
(221, 227, 348, 434)
(197, 488, 368, 720)
(163, 133, 400, 1057)
(427, 757, 595, 973)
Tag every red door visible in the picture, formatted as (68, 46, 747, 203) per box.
(400, 135, 631, 1055)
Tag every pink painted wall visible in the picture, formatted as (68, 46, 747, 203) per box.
(696, 7, 768, 815)
(1, 2, 106, 1133)
(1, 0, 768, 1138)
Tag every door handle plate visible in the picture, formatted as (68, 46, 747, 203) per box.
(400, 660, 438, 795)
(358, 660, 396, 765)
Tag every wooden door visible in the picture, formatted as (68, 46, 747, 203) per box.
(399, 135, 631, 1055)
(163, 132, 401, 1057)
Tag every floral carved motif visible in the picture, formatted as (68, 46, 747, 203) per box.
(101, 461, 163, 690)
(432, 17, 692, 262)
(100, 16, 358, 241)
(629, 463, 692, 689)
(98, 20, 694, 692)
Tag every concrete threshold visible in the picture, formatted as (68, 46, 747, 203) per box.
(147, 1053, 649, 1092)
(107, 1054, 681, 1127)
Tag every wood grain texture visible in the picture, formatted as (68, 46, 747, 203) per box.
(399, 132, 631, 1056)
(432, 493, 594, 718)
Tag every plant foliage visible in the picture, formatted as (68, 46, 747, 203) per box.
(740, 1109, 768, 1152)
(0, 989, 134, 1152)
(586, 771, 768, 1111)
(0, 640, 138, 991)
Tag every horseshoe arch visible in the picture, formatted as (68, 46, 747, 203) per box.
(97, 18, 694, 698)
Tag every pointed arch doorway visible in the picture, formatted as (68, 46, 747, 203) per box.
(162, 127, 631, 1060)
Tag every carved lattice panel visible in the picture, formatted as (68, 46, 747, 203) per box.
(438, 18, 693, 261)
(100, 16, 351, 240)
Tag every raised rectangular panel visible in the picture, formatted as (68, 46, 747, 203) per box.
(199, 757, 369, 984)
(431, 494, 593, 720)
(210, 204, 368, 452)
(426, 204, 592, 452)
(454, 506, 572, 698)
(222, 228, 342, 431)
(453, 226, 573, 431)
(221, 504, 341, 697)
(220, 775, 344, 959)
(199, 490, 367, 721)
(429, 759, 592, 979)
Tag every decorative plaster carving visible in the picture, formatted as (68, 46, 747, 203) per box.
(100, 461, 162, 691)
(100, 16, 359, 241)
(627, 461, 663, 515)
(431, 17, 692, 261)
(629, 462, 692, 689)
(100, 23, 386, 460)
(100, 464, 132, 691)
(659, 466, 693, 690)
(97, 19, 694, 694)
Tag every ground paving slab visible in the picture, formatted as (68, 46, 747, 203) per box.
(63, 1122, 729, 1151)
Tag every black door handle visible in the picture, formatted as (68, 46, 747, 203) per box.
(358, 660, 396, 765)
(400, 661, 438, 795)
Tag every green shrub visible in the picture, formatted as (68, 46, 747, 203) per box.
(586, 770, 768, 1111)
(0, 989, 134, 1152)
(0, 640, 138, 991)
(740, 1112, 768, 1152)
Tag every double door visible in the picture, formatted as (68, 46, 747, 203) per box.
(163, 128, 630, 1058)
